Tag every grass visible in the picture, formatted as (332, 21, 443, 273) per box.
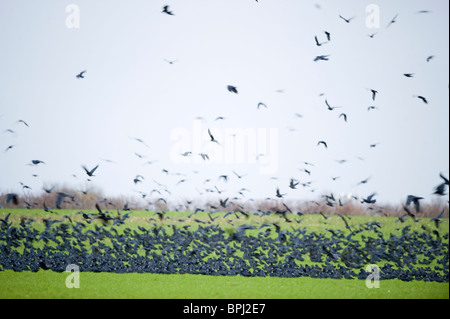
(0, 270, 448, 299)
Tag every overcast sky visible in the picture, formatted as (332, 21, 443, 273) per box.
(0, 0, 448, 207)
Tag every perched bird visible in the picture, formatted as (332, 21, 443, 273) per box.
(162, 5, 174, 15)
(76, 70, 86, 79)
(227, 85, 238, 94)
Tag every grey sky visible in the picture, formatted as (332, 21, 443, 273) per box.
(0, 0, 448, 207)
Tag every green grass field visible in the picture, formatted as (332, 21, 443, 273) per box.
(0, 209, 448, 299)
(0, 270, 448, 299)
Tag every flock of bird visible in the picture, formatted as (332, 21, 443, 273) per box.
(0, 208, 448, 281)
(1, 3, 449, 281)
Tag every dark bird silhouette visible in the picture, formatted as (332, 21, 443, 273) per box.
(257, 102, 267, 109)
(289, 179, 299, 189)
(414, 95, 428, 104)
(339, 15, 355, 23)
(76, 70, 86, 79)
(426, 55, 434, 62)
(315, 36, 326, 46)
(4, 145, 14, 152)
(325, 99, 342, 111)
(314, 55, 330, 62)
(339, 113, 347, 122)
(82, 164, 99, 177)
(17, 119, 29, 127)
(276, 188, 286, 198)
(439, 172, 449, 185)
(357, 176, 371, 185)
(386, 14, 398, 28)
(402, 205, 416, 220)
(317, 140, 328, 149)
(361, 193, 377, 204)
(324, 31, 331, 41)
(208, 129, 220, 144)
(30, 160, 45, 165)
(162, 5, 174, 15)
(367, 106, 378, 111)
(370, 89, 378, 101)
(227, 85, 238, 94)
(164, 59, 178, 64)
(405, 195, 423, 212)
(403, 73, 415, 78)
(6, 193, 19, 205)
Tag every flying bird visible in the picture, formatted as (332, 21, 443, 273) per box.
(17, 119, 29, 127)
(164, 59, 178, 64)
(289, 179, 299, 189)
(426, 55, 434, 62)
(403, 73, 415, 78)
(257, 102, 267, 109)
(370, 89, 378, 101)
(276, 188, 286, 198)
(405, 195, 423, 212)
(317, 141, 328, 149)
(386, 14, 398, 28)
(314, 55, 330, 62)
(324, 31, 331, 41)
(208, 129, 220, 144)
(76, 70, 86, 79)
(339, 15, 355, 23)
(227, 85, 238, 94)
(325, 99, 342, 111)
(339, 113, 347, 122)
(414, 95, 428, 104)
(162, 5, 174, 15)
(82, 164, 99, 177)
(315, 36, 326, 46)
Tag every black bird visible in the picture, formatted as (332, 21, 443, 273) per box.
(439, 172, 449, 185)
(325, 99, 342, 111)
(430, 210, 445, 229)
(434, 183, 447, 196)
(402, 205, 416, 220)
(315, 36, 325, 46)
(82, 164, 99, 177)
(414, 95, 428, 104)
(403, 73, 415, 78)
(4, 145, 14, 152)
(361, 193, 377, 204)
(257, 102, 267, 109)
(208, 128, 220, 144)
(324, 31, 331, 41)
(370, 89, 378, 101)
(317, 140, 327, 149)
(227, 85, 238, 94)
(6, 193, 19, 205)
(426, 55, 434, 62)
(164, 59, 178, 64)
(162, 5, 174, 15)
(17, 119, 29, 127)
(357, 176, 371, 185)
(276, 188, 286, 198)
(76, 70, 86, 79)
(289, 179, 299, 189)
(314, 55, 330, 62)
(367, 106, 378, 111)
(405, 195, 423, 213)
(386, 14, 398, 28)
(339, 15, 355, 23)
(339, 113, 347, 122)
(30, 160, 45, 165)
